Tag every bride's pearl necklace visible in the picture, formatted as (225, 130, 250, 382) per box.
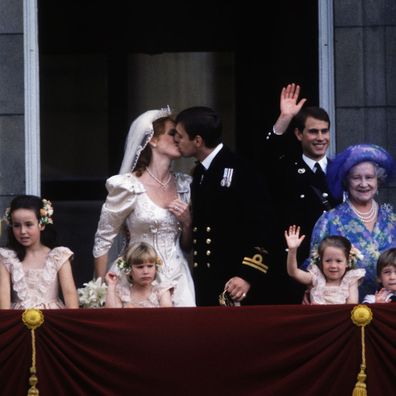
(146, 167, 172, 190)
(347, 199, 378, 223)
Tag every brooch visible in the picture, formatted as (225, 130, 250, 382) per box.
(297, 168, 306, 174)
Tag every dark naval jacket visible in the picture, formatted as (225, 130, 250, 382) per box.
(191, 145, 273, 306)
(263, 129, 340, 260)
(261, 129, 341, 303)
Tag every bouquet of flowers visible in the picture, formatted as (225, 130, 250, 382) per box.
(78, 277, 107, 308)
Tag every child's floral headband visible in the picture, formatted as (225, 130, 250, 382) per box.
(3, 198, 54, 226)
(39, 199, 54, 225)
(310, 245, 364, 269)
(116, 256, 131, 274)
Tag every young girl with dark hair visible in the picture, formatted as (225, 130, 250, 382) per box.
(0, 195, 78, 309)
(285, 225, 365, 304)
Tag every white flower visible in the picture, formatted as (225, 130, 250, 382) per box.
(349, 246, 364, 268)
(78, 277, 107, 308)
(116, 256, 131, 274)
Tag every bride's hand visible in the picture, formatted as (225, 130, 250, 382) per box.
(168, 198, 191, 226)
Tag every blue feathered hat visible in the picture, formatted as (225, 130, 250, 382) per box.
(327, 144, 395, 201)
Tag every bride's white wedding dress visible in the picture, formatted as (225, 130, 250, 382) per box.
(93, 172, 196, 306)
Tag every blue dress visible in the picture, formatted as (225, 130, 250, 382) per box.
(309, 201, 396, 301)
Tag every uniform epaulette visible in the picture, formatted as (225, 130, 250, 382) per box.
(242, 253, 268, 274)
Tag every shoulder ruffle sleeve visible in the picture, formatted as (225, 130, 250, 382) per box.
(93, 174, 145, 258)
(154, 280, 176, 298)
(49, 247, 74, 271)
(343, 268, 366, 286)
(40, 247, 74, 294)
(175, 172, 192, 203)
(0, 248, 18, 273)
(307, 263, 322, 286)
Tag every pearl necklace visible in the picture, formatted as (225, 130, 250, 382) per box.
(347, 199, 378, 223)
(146, 167, 172, 190)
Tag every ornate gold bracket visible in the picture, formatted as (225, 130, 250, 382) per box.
(351, 304, 373, 396)
(22, 309, 44, 396)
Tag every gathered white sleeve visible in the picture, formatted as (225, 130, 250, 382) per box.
(93, 174, 144, 258)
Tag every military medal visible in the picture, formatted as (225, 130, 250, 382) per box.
(221, 168, 234, 187)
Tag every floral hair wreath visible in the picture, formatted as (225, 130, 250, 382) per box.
(310, 245, 364, 269)
(116, 255, 163, 274)
(39, 199, 54, 225)
(3, 198, 54, 226)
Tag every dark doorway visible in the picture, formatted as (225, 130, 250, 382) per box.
(38, 0, 318, 287)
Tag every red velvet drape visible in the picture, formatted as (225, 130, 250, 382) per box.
(0, 305, 395, 396)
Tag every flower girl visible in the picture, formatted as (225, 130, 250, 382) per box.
(285, 225, 365, 304)
(0, 195, 79, 309)
(105, 242, 173, 308)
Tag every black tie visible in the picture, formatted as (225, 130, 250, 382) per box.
(313, 162, 327, 191)
(194, 162, 206, 184)
(314, 162, 325, 176)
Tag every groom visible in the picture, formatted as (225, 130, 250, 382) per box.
(174, 106, 274, 306)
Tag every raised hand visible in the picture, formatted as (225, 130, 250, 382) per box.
(280, 83, 307, 118)
(284, 225, 305, 250)
(375, 288, 391, 303)
(273, 83, 307, 135)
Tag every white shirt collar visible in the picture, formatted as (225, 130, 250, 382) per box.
(201, 143, 223, 170)
(302, 154, 328, 173)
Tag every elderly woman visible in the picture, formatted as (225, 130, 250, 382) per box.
(309, 144, 396, 300)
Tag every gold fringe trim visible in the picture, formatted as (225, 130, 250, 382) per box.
(22, 309, 44, 396)
(351, 305, 373, 396)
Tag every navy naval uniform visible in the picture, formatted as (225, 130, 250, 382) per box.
(191, 145, 273, 306)
(262, 130, 341, 303)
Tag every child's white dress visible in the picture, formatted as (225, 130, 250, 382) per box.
(308, 264, 366, 304)
(0, 246, 73, 309)
(116, 280, 175, 308)
(93, 173, 196, 307)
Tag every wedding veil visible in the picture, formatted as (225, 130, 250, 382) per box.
(119, 106, 172, 174)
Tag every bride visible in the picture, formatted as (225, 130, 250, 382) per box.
(93, 108, 196, 306)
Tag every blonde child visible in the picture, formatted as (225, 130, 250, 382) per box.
(105, 242, 173, 308)
(285, 225, 365, 304)
(0, 195, 79, 309)
(363, 248, 396, 303)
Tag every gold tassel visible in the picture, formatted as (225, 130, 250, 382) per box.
(22, 309, 44, 396)
(351, 305, 373, 396)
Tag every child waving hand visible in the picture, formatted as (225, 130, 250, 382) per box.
(285, 225, 365, 304)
